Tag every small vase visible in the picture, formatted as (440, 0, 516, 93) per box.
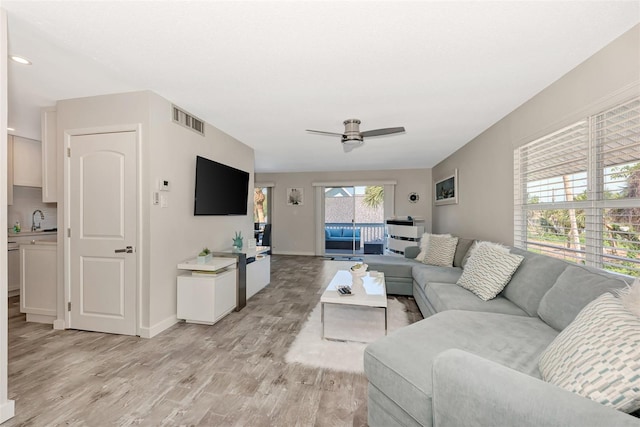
(197, 253, 212, 264)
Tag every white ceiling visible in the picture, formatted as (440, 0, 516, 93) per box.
(3, 1, 639, 173)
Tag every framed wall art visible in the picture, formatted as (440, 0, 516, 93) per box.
(434, 169, 458, 206)
(287, 187, 304, 206)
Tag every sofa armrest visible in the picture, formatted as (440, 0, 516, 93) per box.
(432, 349, 640, 427)
(404, 246, 420, 259)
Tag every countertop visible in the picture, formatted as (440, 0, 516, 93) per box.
(8, 231, 57, 238)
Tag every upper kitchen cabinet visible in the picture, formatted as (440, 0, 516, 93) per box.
(12, 135, 42, 188)
(41, 108, 57, 202)
(7, 134, 13, 205)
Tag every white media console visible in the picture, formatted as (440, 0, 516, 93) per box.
(176, 247, 270, 325)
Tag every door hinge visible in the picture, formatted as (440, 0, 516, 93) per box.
(67, 228, 71, 238)
(68, 302, 71, 311)
(67, 147, 71, 157)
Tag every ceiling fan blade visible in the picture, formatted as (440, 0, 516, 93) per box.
(360, 127, 405, 138)
(306, 129, 344, 137)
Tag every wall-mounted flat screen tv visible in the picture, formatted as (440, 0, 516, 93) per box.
(194, 155, 249, 215)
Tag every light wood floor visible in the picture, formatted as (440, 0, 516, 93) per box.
(6, 255, 421, 426)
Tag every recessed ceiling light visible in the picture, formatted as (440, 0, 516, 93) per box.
(7, 127, 15, 131)
(9, 55, 31, 65)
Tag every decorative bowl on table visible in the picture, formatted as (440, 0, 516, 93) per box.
(350, 263, 368, 277)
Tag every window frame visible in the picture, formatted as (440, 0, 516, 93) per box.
(514, 96, 640, 277)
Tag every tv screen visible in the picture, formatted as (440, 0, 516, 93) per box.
(194, 156, 250, 215)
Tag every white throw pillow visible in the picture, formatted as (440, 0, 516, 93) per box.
(416, 233, 451, 262)
(616, 278, 640, 317)
(415, 232, 431, 262)
(423, 235, 458, 267)
(538, 293, 640, 413)
(456, 242, 524, 301)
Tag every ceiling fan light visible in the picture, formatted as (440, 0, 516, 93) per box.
(10, 55, 32, 65)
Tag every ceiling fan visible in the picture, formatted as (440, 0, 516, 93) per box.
(306, 119, 405, 153)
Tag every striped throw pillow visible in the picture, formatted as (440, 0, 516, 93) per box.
(538, 293, 640, 413)
(423, 235, 458, 267)
(416, 233, 451, 262)
(456, 242, 523, 301)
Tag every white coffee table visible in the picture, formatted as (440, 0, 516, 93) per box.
(320, 270, 387, 340)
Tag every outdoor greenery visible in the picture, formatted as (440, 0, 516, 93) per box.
(526, 163, 640, 277)
(362, 186, 384, 208)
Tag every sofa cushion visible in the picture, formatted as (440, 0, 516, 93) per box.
(328, 228, 342, 238)
(325, 229, 330, 239)
(425, 282, 528, 316)
(457, 242, 524, 301)
(453, 238, 475, 268)
(364, 255, 417, 279)
(342, 228, 360, 238)
(502, 247, 570, 316)
(537, 265, 629, 331)
(539, 293, 640, 413)
(412, 264, 463, 289)
(619, 278, 640, 316)
(364, 310, 558, 427)
(424, 235, 458, 267)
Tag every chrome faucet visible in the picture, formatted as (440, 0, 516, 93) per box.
(31, 210, 44, 232)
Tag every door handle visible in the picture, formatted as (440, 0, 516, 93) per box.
(115, 246, 134, 254)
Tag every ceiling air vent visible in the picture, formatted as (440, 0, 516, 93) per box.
(172, 105, 205, 136)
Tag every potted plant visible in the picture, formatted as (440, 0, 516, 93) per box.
(197, 247, 212, 264)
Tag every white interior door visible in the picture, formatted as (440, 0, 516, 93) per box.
(69, 131, 137, 335)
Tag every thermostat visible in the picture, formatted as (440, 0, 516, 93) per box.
(408, 192, 419, 203)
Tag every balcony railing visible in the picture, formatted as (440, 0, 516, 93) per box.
(325, 222, 385, 243)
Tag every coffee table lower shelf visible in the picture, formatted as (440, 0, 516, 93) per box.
(321, 301, 387, 341)
(319, 270, 388, 342)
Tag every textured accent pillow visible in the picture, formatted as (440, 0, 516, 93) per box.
(538, 293, 640, 413)
(416, 233, 450, 262)
(415, 233, 431, 262)
(456, 242, 524, 301)
(423, 235, 459, 267)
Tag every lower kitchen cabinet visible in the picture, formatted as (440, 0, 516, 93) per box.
(20, 242, 57, 324)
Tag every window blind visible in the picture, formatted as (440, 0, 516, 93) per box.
(515, 96, 640, 277)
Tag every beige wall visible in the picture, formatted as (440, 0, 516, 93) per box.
(256, 169, 431, 255)
(56, 91, 255, 336)
(432, 24, 640, 245)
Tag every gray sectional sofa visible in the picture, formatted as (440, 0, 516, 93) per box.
(363, 241, 639, 427)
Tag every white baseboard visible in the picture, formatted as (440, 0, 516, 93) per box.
(272, 250, 316, 256)
(25, 314, 55, 324)
(53, 319, 66, 330)
(138, 315, 178, 338)
(0, 399, 15, 423)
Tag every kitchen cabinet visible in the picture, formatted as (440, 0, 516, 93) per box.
(12, 136, 42, 187)
(7, 134, 13, 205)
(8, 246, 19, 296)
(41, 108, 57, 202)
(20, 241, 57, 324)
(7, 232, 57, 298)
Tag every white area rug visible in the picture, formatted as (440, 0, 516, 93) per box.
(285, 298, 409, 373)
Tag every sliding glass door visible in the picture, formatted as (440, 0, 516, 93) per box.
(324, 185, 385, 257)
